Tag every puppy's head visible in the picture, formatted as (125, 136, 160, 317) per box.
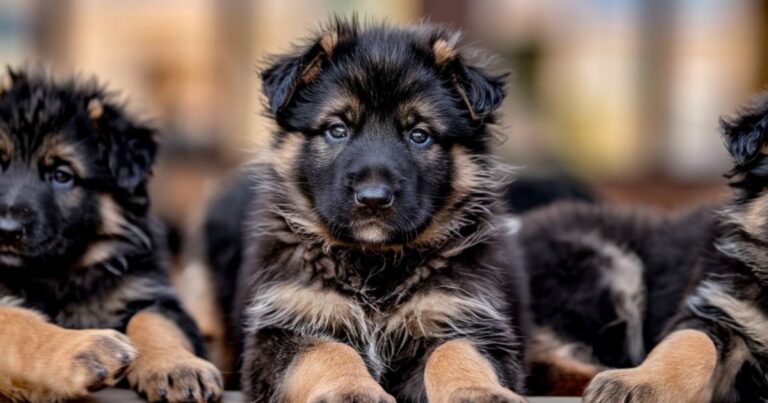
(0, 68, 156, 270)
(260, 19, 506, 247)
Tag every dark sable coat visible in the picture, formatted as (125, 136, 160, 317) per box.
(520, 202, 715, 394)
(208, 19, 530, 402)
(0, 69, 205, 354)
(522, 91, 768, 401)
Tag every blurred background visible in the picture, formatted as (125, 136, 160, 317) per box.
(1, 0, 765, 212)
(1, 0, 766, 377)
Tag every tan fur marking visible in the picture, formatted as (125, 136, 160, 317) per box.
(126, 311, 223, 402)
(282, 341, 394, 403)
(424, 339, 523, 402)
(73, 195, 130, 268)
(585, 329, 717, 403)
(317, 93, 362, 129)
(76, 241, 118, 268)
(433, 39, 458, 65)
(175, 259, 233, 376)
(385, 292, 498, 340)
(414, 146, 482, 247)
(0, 73, 12, 94)
(99, 195, 126, 235)
(0, 306, 137, 401)
(320, 31, 339, 56)
(299, 55, 325, 84)
(246, 282, 367, 339)
(126, 311, 193, 361)
(399, 99, 448, 133)
(262, 133, 339, 242)
(38, 136, 87, 178)
(269, 133, 303, 181)
(88, 99, 104, 120)
(736, 192, 768, 242)
(0, 133, 12, 161)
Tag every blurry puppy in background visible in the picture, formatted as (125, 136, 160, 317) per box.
(521, 92, 768, 402)
(205, 18, 531, 402)
(0, 69, 222, 402)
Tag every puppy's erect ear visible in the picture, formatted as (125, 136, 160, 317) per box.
(92, 99, 157, 200)
(722, 93, 768, 169)
(261, 18, 357, 117)
(432, 35, 507, 121)
(0, 66, 26, 96)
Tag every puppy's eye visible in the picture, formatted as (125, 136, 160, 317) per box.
(49, 165, 75, 188)
(409, 128, 432, 146)
(325, 123, 349, 141)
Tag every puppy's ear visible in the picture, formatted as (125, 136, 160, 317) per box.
(261, 18, 357, 117)
(0, 66, 26, 96)
(722, 93, 768, 169)
(92, 99, 157, 200)
(432, 37, 507, 121)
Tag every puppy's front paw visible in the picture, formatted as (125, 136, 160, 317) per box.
(447, 386, 527, 403)
(128, 352, 223, 403)
(583, 369, 655, 403)
(57, 329, 138, 396)
(584, 366, 710, 403)
(308, 377, 396, 403)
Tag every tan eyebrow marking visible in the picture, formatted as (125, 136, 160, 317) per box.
(37, 135, 88, 177)
(316, 91, 362, 129)
(399, 98, 447, 133)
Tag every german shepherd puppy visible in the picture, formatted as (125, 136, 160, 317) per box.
(213, 19, 530, 402)
(521, 92, 768, 402)
(0, 69, 222, 402)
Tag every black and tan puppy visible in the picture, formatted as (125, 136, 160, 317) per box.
(0, 69, 222, 402)
(521, 92, 768, 402)
(209, 19, 530, 402)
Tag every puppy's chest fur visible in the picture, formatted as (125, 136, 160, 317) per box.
(246, 240, 505, 372)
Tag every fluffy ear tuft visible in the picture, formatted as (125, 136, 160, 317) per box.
(431, 35, 507, 121)
(261, 17, 358, 117)
(722, 93, 768, 168)
(88, 99, 104, 120)
(95, 101, 157, 200)
(0, 72, 12, 95)
(452, 63, 507, 121)
(0, 66, 25, 96)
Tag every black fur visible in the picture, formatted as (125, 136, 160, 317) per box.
(206, 19, 529, 402)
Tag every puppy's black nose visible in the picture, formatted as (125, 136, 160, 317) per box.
(0, 217, 23, 243)
(355, 185, 394, 208)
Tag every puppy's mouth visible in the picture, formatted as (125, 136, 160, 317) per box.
(350, 218, 393, 244)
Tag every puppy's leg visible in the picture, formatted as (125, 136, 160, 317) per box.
(583, 329, 717, 403)
(126, 309, 223, 402)
(284, 340, 395, 403)
(0, 305, 137, 401)
(424, 339, 527, 403)
(243, 329, 394, 403)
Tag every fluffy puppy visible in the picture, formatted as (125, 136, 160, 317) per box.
(214, 18, 530, 402)
(0, 69, 222, 402)
(522, 91, 768, 402)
